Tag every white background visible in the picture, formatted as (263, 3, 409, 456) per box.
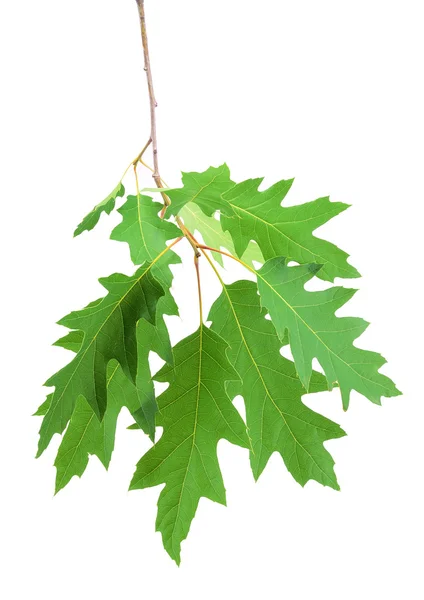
(1, 0, 423, 598)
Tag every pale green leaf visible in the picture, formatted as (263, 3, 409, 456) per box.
(166, 164, 235, 217)
(180, 202, 263, 267)
(257, 257, 401, 409)
(221, 178, 360, 281)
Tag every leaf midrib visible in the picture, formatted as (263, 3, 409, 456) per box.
(231, 203, 348, 273)
(220, 285, 334, 483)
(46, 255, 164, 425)
(257, 269, 389, 393)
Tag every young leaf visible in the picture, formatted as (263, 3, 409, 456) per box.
(257, 257, 401, 409)
(37, 262, 164, 457)
(74, 182, 125, 237)
(221, 178, 360, 282)
(165, 164, 236, 217)
(129, 326, 250, 565)
(180, 202, 263, 267)
(110, 194, 180, 265)
(209, 280, 345, 488)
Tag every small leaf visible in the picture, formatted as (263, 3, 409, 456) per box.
(74, 183, 125, 237)
(257, 257, 401, 409)
(209, 280, 345, 488)
(221, 178, 360, 281)
(129, 326, 249, 565)
(165, 164, 236, 217)
(111, 194, 180, 266)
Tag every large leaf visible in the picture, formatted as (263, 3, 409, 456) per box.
(221, 178, 360, 281)
(209, 280, 345, 488)
(129, 326, 249, 564)
(111, 194, 180, 265)
(165, 164, 235, 217)
(180, 202, 263, 267)
(39, 316, 166, 493)
(257, 257, 401, 409)
(74, 182, 125, 237)
(37, 262, 164, 456)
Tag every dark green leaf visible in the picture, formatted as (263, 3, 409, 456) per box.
(37, 262, 164, 456)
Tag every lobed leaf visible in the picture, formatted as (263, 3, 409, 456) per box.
(209, 280, 345, 488)
(221, 178, 360, 282)
(129, 326, 249, 564)
(111, 194, 180, 266)
(37, 262, 164, 457)
(257, 257, 401, 409)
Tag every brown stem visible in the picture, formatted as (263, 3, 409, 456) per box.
(136, 1, 159, 178)
(136, 0, 169, 208)
(135, 0, 200, 256)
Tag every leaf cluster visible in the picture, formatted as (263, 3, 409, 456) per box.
(36, 163, 400, 563)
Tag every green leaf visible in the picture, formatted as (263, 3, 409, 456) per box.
(50, 318, 168, 493)
(74, 183, 125, 237)
(180, 202, 263, 267)
(37, 262, 164, 457)
(58, 322, 159, 435)
(129, 326, 249, 564)
(54, 358, 146, 494)
(110, 194, 180, 266)
(209, 280, 345, 488)
(221, 178, 360, 282)
(54, 395, 103, 493)
(143, 250, 181, 367)
(257, 257, 401, 409)
(110, 195, 182, 365)
(33, 395, 52, 417)
(49, 251, 180, 445)
(165, 164, 236, 217)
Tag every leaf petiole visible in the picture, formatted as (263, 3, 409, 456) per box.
(197, 244, 255, 276)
